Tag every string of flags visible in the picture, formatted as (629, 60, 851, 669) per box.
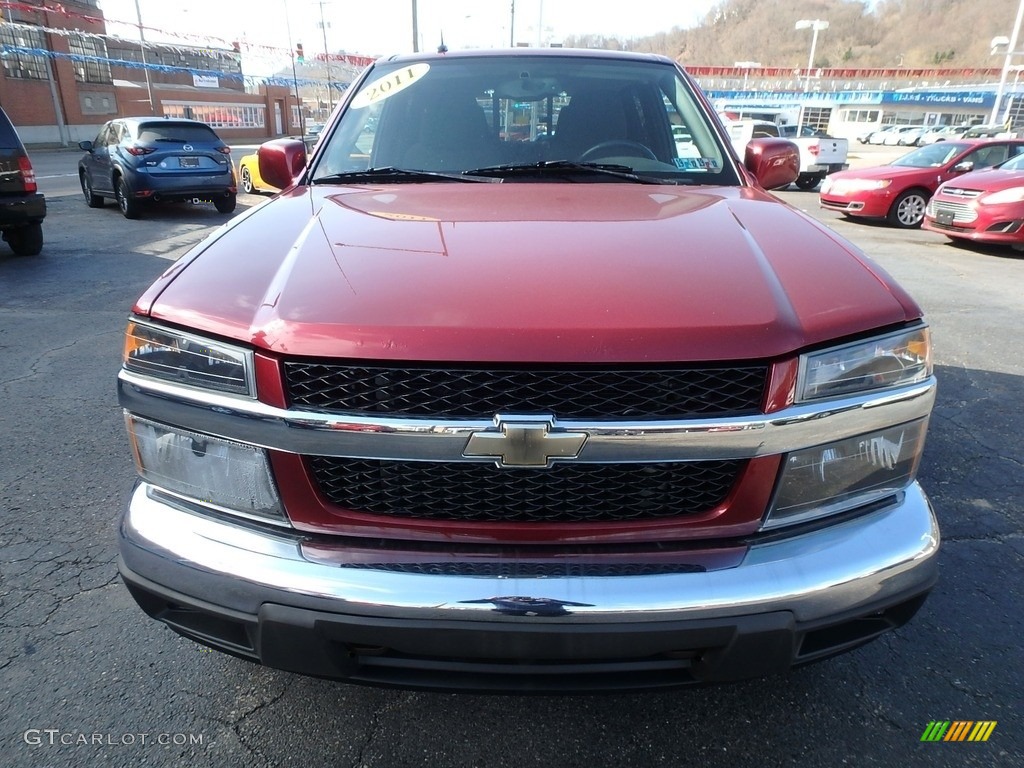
(1, 44, 353, 90)
(0, 0, 376, 77)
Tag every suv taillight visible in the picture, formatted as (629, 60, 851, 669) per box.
(216, 146, 232, 155)
(125, 145, 156, 156)
(18, 157, 37, 193)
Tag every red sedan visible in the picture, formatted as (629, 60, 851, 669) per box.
(923, 152, 1024, 248)
(820, 139, 1024, 227)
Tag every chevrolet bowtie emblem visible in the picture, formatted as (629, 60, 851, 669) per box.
(463, 416, 588, 468)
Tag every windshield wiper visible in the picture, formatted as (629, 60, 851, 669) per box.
(462, 160, 669, 184)
(312, 167, 499, 184)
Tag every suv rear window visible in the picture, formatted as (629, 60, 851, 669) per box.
(136, 123, 220, 143)
(0, 107, 25, 149)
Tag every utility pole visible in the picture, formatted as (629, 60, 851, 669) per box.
(317, 0, 334, 113)
(133, 0, 156, 114)
(283, 0, 304, 137)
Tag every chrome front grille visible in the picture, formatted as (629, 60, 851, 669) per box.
(938, 187, 982, 199)
(928, 199, 977, 223)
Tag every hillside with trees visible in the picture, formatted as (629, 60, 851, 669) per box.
(565, 0, 1022, 69)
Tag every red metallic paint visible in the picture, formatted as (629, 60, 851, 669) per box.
(820, 139, 1024, 221)
(145, 183, 919, 364)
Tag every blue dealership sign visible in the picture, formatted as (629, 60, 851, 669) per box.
(881, 91, 995, 107)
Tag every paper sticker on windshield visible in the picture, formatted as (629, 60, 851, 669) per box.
(350, 64, 430, 109)
(674, 157, 720, 171)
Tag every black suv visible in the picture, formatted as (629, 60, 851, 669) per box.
(78, 117, 236, 219)
(0, 106, 46, 256)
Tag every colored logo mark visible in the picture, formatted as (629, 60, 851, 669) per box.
(920, 721, 997, 742)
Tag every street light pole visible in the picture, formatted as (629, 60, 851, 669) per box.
(795, 19, 829, 93)
(412, 0, 419, 52)
(990, 0, 1024, 125)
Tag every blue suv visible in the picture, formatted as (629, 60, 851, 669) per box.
(78, 117, 236, 219)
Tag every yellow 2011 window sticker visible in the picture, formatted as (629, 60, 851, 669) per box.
(349, 63, 430, 109)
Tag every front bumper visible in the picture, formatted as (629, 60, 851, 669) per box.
(119, 482, 939, 692)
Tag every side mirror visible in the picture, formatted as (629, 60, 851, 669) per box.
(744, 138, 800, 190)
(952, 161, 974, 173)
(78, 140, 94, 152)
(258, 139, 307, 190)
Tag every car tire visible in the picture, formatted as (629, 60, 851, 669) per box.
(80, 172, 104, 208)
(116, 177, 141, 219)
(4, 222, 43, 256)
(240, 167, 255, 194)
(795, 174, 824, 190)
(214, 193, 237, 214)
(888, 189, 928, 228)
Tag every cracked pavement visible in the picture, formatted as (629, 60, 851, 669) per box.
(0, 166, 1020, 767)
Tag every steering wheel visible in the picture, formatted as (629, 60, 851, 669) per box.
(579, 140, 657, 162)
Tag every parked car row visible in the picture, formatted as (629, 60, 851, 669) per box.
(858, 124, 948, 147)
(821, 137, 1024, 238)
(857, 122, 1015, 148)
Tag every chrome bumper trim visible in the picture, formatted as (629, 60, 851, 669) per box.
(118, 369, 936, 463)
(120, 481, 939, 624)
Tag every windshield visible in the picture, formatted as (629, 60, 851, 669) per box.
(891, 142, 969, 168)
(996, 153, 1024, 171)
(310, 53, 737, 186)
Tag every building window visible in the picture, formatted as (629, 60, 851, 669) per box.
(840, 109, 881, 124)
(0, 25, 49, 80)
(162, 101, 266, 129)
(68, 34, 113, 84)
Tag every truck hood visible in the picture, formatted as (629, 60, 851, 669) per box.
(142, 184, 919, 363)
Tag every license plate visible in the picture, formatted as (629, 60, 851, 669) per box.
(178, 157, 200, 168)
(935, 210, 955, 225)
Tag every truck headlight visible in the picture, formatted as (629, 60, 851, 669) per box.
(765, 418, 928, 529)
(123, 320, 254, 397)
(797, 326, 931, 402)
(125, 415, 285, 523)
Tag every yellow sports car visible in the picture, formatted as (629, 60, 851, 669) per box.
(237, 151, 278, 194)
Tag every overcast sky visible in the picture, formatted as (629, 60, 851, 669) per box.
(99, 0, 718, 74)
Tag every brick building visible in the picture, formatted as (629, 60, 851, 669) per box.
(0, 0, 301, 145)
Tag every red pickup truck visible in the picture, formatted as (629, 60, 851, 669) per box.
(117, 48, 938, 692)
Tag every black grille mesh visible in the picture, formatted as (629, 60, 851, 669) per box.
(284, 363, 767, 419)
(309, 457, 744, 523)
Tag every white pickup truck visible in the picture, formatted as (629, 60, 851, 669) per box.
(725, 120, 849, 190)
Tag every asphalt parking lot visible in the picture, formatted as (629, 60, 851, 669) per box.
(0, 143, 1020, 767)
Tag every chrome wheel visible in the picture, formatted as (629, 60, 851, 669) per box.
(889, 190, 927, 228)
(240, 166, 254, 194)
